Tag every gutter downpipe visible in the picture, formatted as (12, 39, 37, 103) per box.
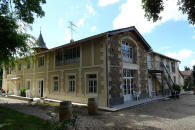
(106, 33, 109, 107)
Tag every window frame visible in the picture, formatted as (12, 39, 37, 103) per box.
(38, 56, 45, 67)
(68, 75, 75, 92)
(26, 80, 31, 90)
(121, 41, 133, 62)
(88, 74, 97, 93)
(55, 49, 63, 66)
(53, 76, 59, 92)
(171, 62, 175, 73)
(64, 46, 80, 65)
(166, 60, 170, 72)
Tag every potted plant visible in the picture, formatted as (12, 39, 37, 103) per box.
(21, 88, 26, 97)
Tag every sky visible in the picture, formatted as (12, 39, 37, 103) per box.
(28, 0, 195, 71)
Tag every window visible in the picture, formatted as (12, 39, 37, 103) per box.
(171, 62, 175, 73)
(26, 81, 30, 89)
(174, 76, 176, 83)
(123, 69, 134, 95)
(64, 46, 80, 64)
(69, 76, 75, 92)
(88, 74, 97, 93)
(39, 56, 45, 67)
(166, 60, 170, 72)
(121, 41, 133, 62)
(55, 50, 63, 66)
(27, 60, 32, 69)
(53, 76, 59, 91)
(160, 58, 164, 70)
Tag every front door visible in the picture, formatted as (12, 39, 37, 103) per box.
(38, 80, 43, 97)
(123, 69, 134, 101)
(148, 76, 153, 98)
(123, 78, 133, 101)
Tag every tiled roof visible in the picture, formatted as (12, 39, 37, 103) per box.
(180, 70, 192, 76)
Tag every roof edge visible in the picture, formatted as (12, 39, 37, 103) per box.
(152, 51, 180, 62)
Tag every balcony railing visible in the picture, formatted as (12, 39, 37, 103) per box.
(147, 61, 164, 71)
(148, 61, 175, 92)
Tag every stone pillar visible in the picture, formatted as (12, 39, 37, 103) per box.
(88, 98, 98, 115)
(59, 101, 72, 121)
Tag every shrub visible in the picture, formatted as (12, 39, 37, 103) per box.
(21, 88, 26, 97)
(173, 84, 181, 93)
(183, 82, 194, 91)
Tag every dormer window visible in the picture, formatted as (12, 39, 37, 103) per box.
(122, 41, 133, 62)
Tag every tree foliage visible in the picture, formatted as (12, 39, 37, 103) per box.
(184, 66, 190, 71)
(0, 0, 46, 65)
(142, 0, 195, 25)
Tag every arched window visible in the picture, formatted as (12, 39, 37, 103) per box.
(121, 41, 133, 62)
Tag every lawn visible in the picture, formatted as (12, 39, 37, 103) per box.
(0, 106, 50, 130)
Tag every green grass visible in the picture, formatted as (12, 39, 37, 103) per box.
(0, 106, 51, 130)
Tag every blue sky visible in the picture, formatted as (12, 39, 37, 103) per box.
(28, 0, 195, 70)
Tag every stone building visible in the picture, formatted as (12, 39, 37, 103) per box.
(2, 26, 184, 107)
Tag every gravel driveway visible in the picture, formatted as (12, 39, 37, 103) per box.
(1, 93, 195, 130)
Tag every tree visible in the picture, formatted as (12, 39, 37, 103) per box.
(142, 0, 195, 25)
(184, 66, 190, 71)
(0, 0, 46, 65)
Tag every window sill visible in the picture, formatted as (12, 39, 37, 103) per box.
(87, 93, 98, 96)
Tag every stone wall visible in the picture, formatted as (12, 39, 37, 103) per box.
(107, 32, 150, 106)
(107, 35, 124, 106)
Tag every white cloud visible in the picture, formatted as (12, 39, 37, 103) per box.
(99, 0, 120, 7)
(76, 5, 96, 28)
(59, 18, 63, 27)
(77, 17, 85, 27)
(91, 26, 96, 31)
(86, 4, 96, 16)
(165, 49, 193, 61)
(113, 0, 186, 34)
(64, 30, 71, 42)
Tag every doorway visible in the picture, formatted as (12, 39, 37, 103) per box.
(38, 80, 43, 97)
(148, 76, 153, 98)
(123, 69, 134, 101)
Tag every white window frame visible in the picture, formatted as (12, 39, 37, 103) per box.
(26, 79, 31, 90)
(122, 69, 134, 95)
(88, 74, 97, 93)
(68, 75, 75, 92)
(37, 79, 44, 97)
(121, 41, 133, 62)
(53, 76, 59, 92)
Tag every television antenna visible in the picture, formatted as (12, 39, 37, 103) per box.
(68, 21, 77, 42)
